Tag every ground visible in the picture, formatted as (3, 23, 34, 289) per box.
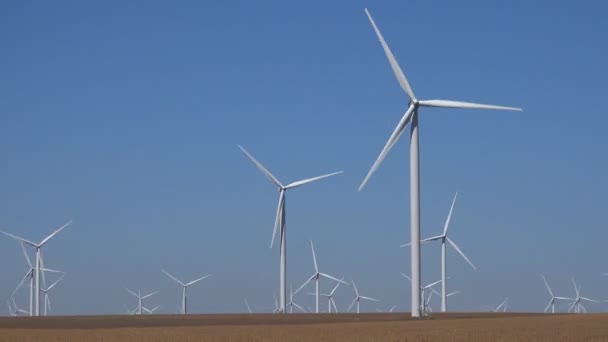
(0, 312, 606, 341)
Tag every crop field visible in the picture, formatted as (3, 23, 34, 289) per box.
(0, 313, 607, 341)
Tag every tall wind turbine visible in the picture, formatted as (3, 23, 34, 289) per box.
(348, 280, 379, 313)
(162, 269, 210, 315)
(126, 288, 159, 315)
(238, 145, 342, 313)
(541, 275, 569, 313)
(402, 192, 476, 312)
(358, 8, 522, 318)
(567, 279, 598, 313)
(294, 240, 348, 313)
(2, 221, 72, 316)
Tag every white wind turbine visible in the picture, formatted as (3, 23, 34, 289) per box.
(41, 272, 66, 316)
(401, 273, 443, 315)
(287, 285, 306, 313)
(348, 280, 379, 313)
(162, 269, 210, 315)
(294, 241, 348, 313)
(401, 192, 476, 312)
(494, 298, 508, 312)
(238, 145, 342, 313)
(3, 221, 72, 317)
(358, 8, 521, 318)
(12, 241, 60, 316)
(126, 288, 159, 315)
(321, 279, 346, 313)
(567, 279, 598, 314)
(541, 275, 570, 313)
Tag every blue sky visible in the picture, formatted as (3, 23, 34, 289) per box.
(1, 0, 607, 315)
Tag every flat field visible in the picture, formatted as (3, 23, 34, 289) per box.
(0, 312, 606, 341)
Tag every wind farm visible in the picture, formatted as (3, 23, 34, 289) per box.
(2, 2, 608, 341)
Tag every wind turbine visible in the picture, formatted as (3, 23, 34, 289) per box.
(358, 8, 521, 318)
(294, 240, 348, 313)
(348, 280, 379, 313)
(1, 220, 72, 316)
(41, 272, 66, 316)
(126, 288, 159, 315)
(541, 275, 570, 313)
(322, 279, 345, 313)
(162, 269, 210, 315)
(494, 298, 509, 312)
(238, 145, 342, 313)
(567, 279, 598, 313)
(401, 273, 443, 315)
(401, 192, 476, 312)
(288, 285, 306, 313)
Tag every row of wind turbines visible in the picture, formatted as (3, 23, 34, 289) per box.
(20, 7, 607, 318)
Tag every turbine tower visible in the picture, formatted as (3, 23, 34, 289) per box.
(358, 8, 521, 318)
(1, 220, 72, 316)
(294, 240, 348, 313)
(162, 269, 210, 314)
(402, 192, 476, 312)
(238, 145, 342, 312)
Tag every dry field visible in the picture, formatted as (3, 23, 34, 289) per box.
(0, 312, 606, 341)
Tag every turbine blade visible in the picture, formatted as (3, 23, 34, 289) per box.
(351, 280, 359, 297)
(360, 296, 379, 302)
(320, 273, 348, 285)
(185, 274, 211, 286)
(293, 302, 306, 312)
(141, 291, 159, 299)
(364, 8, 416, 101)
(19, 242, 33, 268)
(447, 291, 460, 297)
(39, 220, 72, 246)
(310, 240, 318, 273)
(12, 270, 31, 297)
(294, 274, 315, 296)
(424, 279, 443, 289)
(47, 273, 66, 291)
(581, 297, 599, 303)
(330, 278, 345, 295)
(347, 298, 357, 312)
(162, 269, 185, 286)
(541, 275, 554, 297)
(331, 298, 339, 313)
(422, 235, 444, 242)
(125, 288, 139, 298)
(284, 171, 343, 190)
(544, 300, 552, 313)
(447, 237, 476, 270)
(244, 298, 252, 313)
(418, 99, 522, 111)
(400, 272, 411, 281)
(358, 104, 416, 191)
(0, 231, 37, 247)
(238, 145, 283, 188)
(270, 191, 285, 249)
(399, 242, 410, 248)
(443, 192, 458, 236)
(571, 278, 580, 296)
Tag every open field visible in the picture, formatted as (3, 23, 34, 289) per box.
(1, 313, 607, 341)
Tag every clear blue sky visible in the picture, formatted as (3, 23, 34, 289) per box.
(1, 0, 607, 315)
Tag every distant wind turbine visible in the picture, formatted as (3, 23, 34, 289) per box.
(348, 280, 379, 313)
(294, 241, 348, 313)
(162, 269, 210, 315)
(402, 192, 476, 313)
(238, 145, 342, 313)
(358, 8, 521, 318)
(126, 288, 159, 315)
(2, 221, 72, 317)
(567, 279, 598, 313)
(41, 272, 66, 316)
(244, 298, 252, 314)
(541, 275, 570, 313)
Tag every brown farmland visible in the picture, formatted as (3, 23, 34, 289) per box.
(0, 312, 607, 341)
